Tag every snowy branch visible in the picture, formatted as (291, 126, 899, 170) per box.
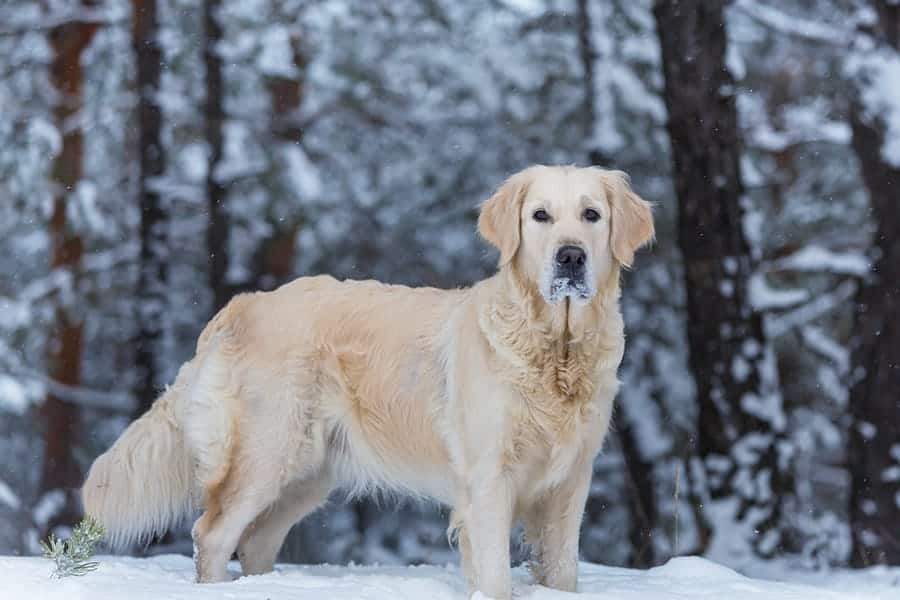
(2, 368, 132, 414)
(0, 8, 125, 36)
(732, 0, 851, 45)
(766, 279, 857, 338)
(767, 246, 869, 278)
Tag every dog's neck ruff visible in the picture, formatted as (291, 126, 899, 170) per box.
(478, 266, 624, 406)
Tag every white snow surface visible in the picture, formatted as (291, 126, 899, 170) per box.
(3, 554, 899, 600)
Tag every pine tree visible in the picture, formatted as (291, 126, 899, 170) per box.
(41, 516, 104, 578)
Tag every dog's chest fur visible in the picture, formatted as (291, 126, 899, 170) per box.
(479, 293, 624, 475)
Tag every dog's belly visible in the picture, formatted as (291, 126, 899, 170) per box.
(315, 346, 456, 504)
(325, 406, 456, 503)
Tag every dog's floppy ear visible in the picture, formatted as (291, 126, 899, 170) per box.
(478, 168, 534, 267)
(600, 169, 655, 268)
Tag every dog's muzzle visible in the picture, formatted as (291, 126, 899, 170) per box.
(548, 245, 589, 302)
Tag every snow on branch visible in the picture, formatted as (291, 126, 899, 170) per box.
(732, 0, 850, 45)
(768, 245, 870, 277)
(0, 7, 125, 37)
(742, 96, 852, 153)
(847, 46, 900, 167)
(800, 325, 848, 371)
(1, 368, 132, 414)
(767, 279, 857, 338)
(749, 273, 809, 311)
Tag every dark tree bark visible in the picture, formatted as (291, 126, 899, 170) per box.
(266, 36, 307, 144)
(204, 0, 229, 313)
(614, 411, 658, 567)
(249, 34, 307, 293)
(39, 12, 99, 535)
(132, 0, 167, 417)
(847, 0, 900, 567)
(654, 0, 791, 555)
(575, 0, 611, 168)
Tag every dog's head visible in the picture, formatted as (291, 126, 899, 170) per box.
(478, 165, 654, 304)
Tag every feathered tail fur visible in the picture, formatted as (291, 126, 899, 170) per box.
(81, 383, 195, 549)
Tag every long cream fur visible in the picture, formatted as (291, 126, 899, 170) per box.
(82, 165, 654, 599)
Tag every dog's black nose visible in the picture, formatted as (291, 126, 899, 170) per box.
(556, 245, 586, 268)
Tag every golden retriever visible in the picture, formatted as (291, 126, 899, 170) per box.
(83, 164, 654, 599)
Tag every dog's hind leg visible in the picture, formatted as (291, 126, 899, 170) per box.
(237, 476, 332, 576)
(191, 462, 283, 583)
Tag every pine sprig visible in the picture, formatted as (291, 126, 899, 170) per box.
(40, 516, 105, 578)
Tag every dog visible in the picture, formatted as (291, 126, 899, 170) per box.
(83, 164, 654, 599)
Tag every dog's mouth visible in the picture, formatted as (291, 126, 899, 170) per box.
(546, 274, 591, 304)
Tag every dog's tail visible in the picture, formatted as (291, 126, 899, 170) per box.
(82, 380, 195, 549)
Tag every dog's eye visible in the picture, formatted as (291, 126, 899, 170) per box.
(583, 208, 601, 223)
(532, 209, 551, 223)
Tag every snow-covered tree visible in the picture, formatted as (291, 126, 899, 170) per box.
(38, 2, 102, 537)
(845, 0, 900, 566)
(132, 0, 168, 416)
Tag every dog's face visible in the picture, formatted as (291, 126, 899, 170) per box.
(478, 165, 654, 304)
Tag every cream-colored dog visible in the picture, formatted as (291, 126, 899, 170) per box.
(83, 164, 653, 599)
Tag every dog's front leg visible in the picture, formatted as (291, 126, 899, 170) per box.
(529, 459, 593, 592)
(467, 472, 514, 599)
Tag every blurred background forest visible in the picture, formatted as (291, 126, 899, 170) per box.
(1, 0, 898, 573)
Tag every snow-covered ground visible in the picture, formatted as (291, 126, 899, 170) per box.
(3, 554, 899, 600)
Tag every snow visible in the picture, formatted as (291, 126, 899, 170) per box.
(733, 0, 849, 44)
(0, 478, 20, 511)
(772, 246, 869, 277)
(177, 143, 208, 183)
(33, 491, 66, 529)
(739, 96, 851, 152)
(848, 45, 900, 167)
(27, 116, 61, 158)
(280, 144, 322, 198)
(66, 181, 106, 236)
(0, 374, 28, 415)
(749, 273, 808, 311)
(256, 26, 301, 78)
(800, 326, 848, 371)
(2, 554, 898, 600)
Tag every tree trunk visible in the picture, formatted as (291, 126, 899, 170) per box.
(249, 33, 306, 292)
(847, 0, 900, 567)
(132, 0, 167, 417)
(614, 411, 658, 567)
(654, 0, 791, 555)
(204, 0, 229, 313)
(39, 13, 99, 535)
(576, 0, 611, 168)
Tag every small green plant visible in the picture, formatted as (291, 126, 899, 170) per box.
(40, 516, 105, 578)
